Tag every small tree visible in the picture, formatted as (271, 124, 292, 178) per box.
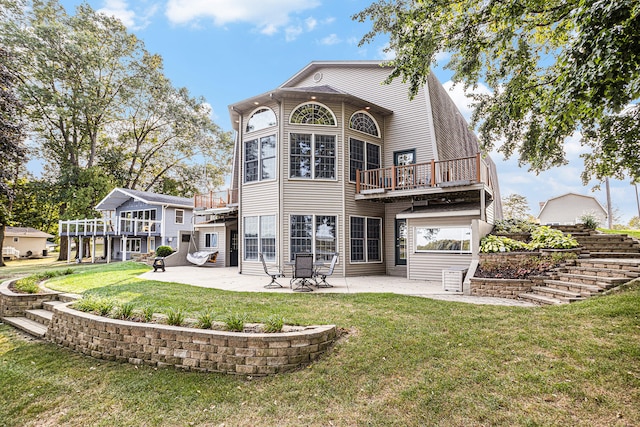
(628, 217, 640, 230)
(502, 194, 530, 221)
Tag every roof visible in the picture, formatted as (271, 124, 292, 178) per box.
(537, 192, 607, 218)
(4, 227, 54, 239)
(95, 188, 194, 211)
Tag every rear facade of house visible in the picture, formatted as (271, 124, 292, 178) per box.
(195, 61, 502, 283)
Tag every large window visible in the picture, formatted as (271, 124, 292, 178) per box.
(245, 135, 276, 183)
(290, 133, 336, 179)
(290, 102, 336, 126)
(350, 138, 380, 181)
(349, 111, 380, 137)
(415, 227, 471, 253)
(290, 214, 337, 262)
(244, 215, 276, 261)
(350, 216, 382, 262)
(246, 107, 276, 133)
(122, 238, 141, 253)
(120, 209, 157, 233)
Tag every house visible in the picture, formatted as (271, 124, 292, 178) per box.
(193, 61, 502, 285)
(59, 188, 194, 262)
(2, 226, 54, 259)
(538, 193, 607, 226)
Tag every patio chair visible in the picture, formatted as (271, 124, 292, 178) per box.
(292, 253, 314, 292)
(259, 252, 284, 288)
(315, 253, 338, 288)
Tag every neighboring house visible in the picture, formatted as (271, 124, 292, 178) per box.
(193, 60, 502, 284)
(538, 193, 607, 226)
(59, 188, 194, 262)
(2, 226, 54, 259)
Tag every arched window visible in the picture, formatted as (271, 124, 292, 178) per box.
(290, 102, 336, 126)
(349, 111, 380, 137)
(246, 107, 276, 133)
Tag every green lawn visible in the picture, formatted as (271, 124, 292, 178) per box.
(599, 228, 640, 239)
(1, 262, 639, 426)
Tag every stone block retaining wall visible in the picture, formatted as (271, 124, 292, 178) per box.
(0, 280, 60, 317)
(47, 303, 336, 376)
(469, 278, 533, 299)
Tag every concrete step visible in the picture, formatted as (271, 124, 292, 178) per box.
(58, 293, 81, 303)
(43, 300, 66, 311)
(529, 286, 585, 302)
(563, 266, 639, 279)
(587, 252, 640, 259)
(1, 316, 47, 338)
(518, 293, 566, 306)
(555, 273, 629, 288)
(543, 279, 602, 296)
(25, 309, 53, 325)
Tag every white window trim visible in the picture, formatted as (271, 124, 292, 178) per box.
(243, 133, 278, 184)
(349, 138, 381, 184)
(204, 232, 219, 249)
(288, 214, 339, 262)
(288, 101, 338, 127)
(245, 106, 277, 134)
(122, 238, 142, 253)
(349, 215, 383, 264)
(414, 226, 472, 254)
(288, 132, 338, 181)
(348, 110, 381, 138)
(243, 214, 277, 262)
(175, 209, 184, 225)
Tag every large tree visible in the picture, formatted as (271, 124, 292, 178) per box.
(0, 47, 27, 267)
(355, 0, 640, 183)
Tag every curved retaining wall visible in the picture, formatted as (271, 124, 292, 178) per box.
(47, 303, 336, 376)
(0, 280, 60, 317)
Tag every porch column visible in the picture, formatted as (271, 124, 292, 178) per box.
(106, 237, 111, 264)
(91, 236, 96, 264)
(122, 235, 127, 262)
(78, 236, 83, 262)
(67, 235, 72, 264)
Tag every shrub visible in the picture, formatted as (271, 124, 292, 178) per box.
(529, 226, 579, 249)
(13, 276, 40, 294)
(141, 305, 155, 322)
(224, 312, 247, 332)
(263, 314, 285, 333)
(166, 307, 185, 326)
(579, 212, 600, 230)
(480, 235, 528, 253)
(196, 309, 215, 329)
(73, 296, 114, 316)
(492, 219, 537, 234)
(114, 302, 136, 320)
(155, 246, 174, 258)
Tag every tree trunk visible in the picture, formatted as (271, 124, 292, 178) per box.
(57, 235, 69, 261)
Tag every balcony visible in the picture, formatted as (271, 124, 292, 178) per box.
(59, 215, 162, 237)
(194, 189, 238, 210)
(355, 154, 493, 200)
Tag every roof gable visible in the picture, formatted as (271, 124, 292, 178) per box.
(95, 188, 194, 211)
(4, 226, 54, 238)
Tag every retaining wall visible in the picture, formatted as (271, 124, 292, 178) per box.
(0, 280, 60, 317)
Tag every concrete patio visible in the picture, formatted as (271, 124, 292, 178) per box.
(139, 266, 535, 307)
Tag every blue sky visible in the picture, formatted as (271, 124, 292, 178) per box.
(54, 0, 639, 225)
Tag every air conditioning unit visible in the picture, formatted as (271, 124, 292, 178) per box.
(442, 268, 467, 292)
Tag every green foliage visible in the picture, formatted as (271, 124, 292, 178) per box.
(165, 307, 185, 326)
(114, 302, 136, 320)
(224, 312, 247, 332)
(354, 0, 640, 182)
(196, 308, 215, 329)
(141, 304, 155, 322)
(481, 225, 578, 253)
(579, 212, 600, 230)
(12, 276, 40, 293)
(493, 219, 537, 234)
(73, 296, 114, 316)
(155, 246, 174, 258)
(477, 252, 577, 279)
(529, 226, 579, 250)
(263, 314, 285, 333)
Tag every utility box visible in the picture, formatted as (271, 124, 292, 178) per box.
(442, 267, 467, 292)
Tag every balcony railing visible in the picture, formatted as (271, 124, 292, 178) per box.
(356, 154, 491, 195)
(194, 188, 238, 210)
(59, 215, 161, 237)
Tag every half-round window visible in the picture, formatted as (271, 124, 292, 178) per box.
(290, 102, 336, 126)
(349, 111, 380, 137)
(246, 107, 277, 133)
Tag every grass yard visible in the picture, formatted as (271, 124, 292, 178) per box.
(1, 262, 639, 426)
(599, 228, 640, 239)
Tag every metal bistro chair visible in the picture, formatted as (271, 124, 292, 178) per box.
(315, 253, 338, 288)
(292, 253, 315, 292)
(259, 252, 284, 289)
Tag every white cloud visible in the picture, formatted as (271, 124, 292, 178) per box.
(305, 17, 317, 31)
(285, 25, 303, 41)
(320, 33, 340, 45)
(377, 43, 395, 61)
(97, 0, 136, 27)
(165, 0, 320, 35)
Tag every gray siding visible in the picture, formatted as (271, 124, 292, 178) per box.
(196, 224, 226, 266)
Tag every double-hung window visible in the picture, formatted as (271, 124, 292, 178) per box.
(243, 215, 276, 261)
(350, 216, 382, 262)
(350, 138, 380, 182)
(290, 214, 337, 262)
(290, 133, 336, 179)
(245, 135, 276, 183)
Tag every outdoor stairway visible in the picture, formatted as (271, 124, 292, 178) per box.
(551, 225, 640, 258)
(1, 296, 77, 338)
(519, 258, 640, 305)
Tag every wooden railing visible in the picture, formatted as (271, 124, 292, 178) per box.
(2, 246, 20, 258)
(194, 189, 238, 209)
(59, 216, 161, 237)
(356, 153, 490, 194)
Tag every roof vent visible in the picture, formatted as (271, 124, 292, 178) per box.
(313, 72, 323, 83)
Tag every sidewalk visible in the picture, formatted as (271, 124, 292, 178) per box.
(139, 266, 535, 307)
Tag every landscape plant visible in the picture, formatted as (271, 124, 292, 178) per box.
(155, 246, 174, 258)
(579, 211, 601, 229)
(263, 314, 285, 333)
(196, 308, 215, 329)
(165, 307, 185, 326)
(224, 312, 247, 332)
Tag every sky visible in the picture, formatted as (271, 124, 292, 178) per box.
(53, 0, 639, 225)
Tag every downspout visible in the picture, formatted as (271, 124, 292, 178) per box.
(276, 96, 285, 270)
(161, 205, 167, 245)
(341, 101, 346, 277)
(234, 107, 243, 274)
